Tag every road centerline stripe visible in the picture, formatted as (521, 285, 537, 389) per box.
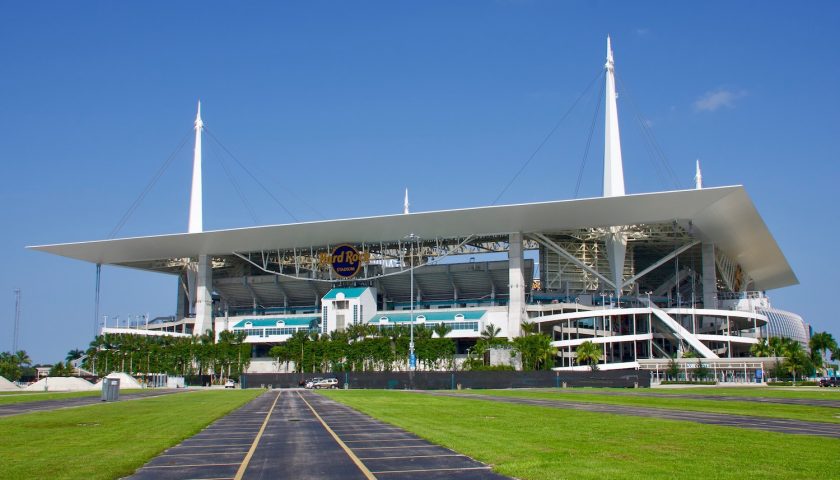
(233, 391, 281, 480)
(298, 392, 377, 480)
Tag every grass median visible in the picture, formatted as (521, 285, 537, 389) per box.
(0, 389, 262, 480)
(0, 389, 146, 405)
(320, 390, 838, 480)
(644, 386, 840, 399)
(454, 389, 840, 424)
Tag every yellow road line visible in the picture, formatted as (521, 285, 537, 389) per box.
(233, 391, 281, 480)
(297, 392, 377, 480)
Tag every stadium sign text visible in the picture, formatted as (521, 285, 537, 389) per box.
(319, 244, 370, 278)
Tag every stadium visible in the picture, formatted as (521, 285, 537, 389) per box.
(29, 39, 808, 382)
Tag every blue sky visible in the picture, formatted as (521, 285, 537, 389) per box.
(1, 2, 838, 363)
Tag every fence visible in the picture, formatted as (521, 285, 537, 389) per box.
(241, 369, 647, 389)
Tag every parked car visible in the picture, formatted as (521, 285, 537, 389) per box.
(819, 377, 838, 387)
(224, 379, 237, 389)
(309, 378, 339, 389)
(304, 378, 323, 389)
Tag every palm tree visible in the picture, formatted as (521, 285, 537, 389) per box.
(768, 337, 785, 357)
(576, 341, 602, 371)
(66, 349, 84, 363)
(809, 332, 837, 374)
(750, 338, 771, 357)
(0, 352, 23, 381)
(480, 324, 504, 345)
(520, 321, 537, 335)
(782, 341, 808, 384)
(432, 323, 453, 339)
(15, 350, 32, 367)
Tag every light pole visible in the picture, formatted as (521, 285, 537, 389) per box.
(406, 233, 419, 371)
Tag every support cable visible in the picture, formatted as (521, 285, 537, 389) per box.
(574, 78, 606, 198)
(205, 126, 329, 222)
(205, 138, 261, 225)
(203, 127, 299, 222)
(108, 129, 192, 238)
(615, 73, 682, 190)
(491, 69, 604, 205)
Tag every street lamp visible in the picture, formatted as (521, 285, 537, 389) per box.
(406, 233, 419, 371)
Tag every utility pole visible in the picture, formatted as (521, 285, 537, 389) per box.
(12, 289, 21, 352)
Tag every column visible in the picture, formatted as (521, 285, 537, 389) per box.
(194, 254, 214, 336)
(702, 243, 716, 308)
(507, 232, 526, 338)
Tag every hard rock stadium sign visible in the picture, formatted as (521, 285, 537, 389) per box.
(317, 244, 371, 279)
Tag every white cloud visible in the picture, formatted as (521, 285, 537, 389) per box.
(693, 89, 747, 112)
(634, 28, 649, 36)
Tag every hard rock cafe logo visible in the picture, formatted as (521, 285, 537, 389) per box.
(318, 244, 371, 278)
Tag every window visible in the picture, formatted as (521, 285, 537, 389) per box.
(243, 328, 263, 337)
(353, 305, 358, 325)
(334, 300, 349, 310)
(264, 327, 298, 336)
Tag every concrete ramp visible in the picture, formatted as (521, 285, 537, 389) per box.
(650, 308, 719, 359)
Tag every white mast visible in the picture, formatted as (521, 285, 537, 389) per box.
(185, 102, 212, 336)
(695, 159, 703, 189)
(403, 188, 410, 214)
(603, 37, 627, 300)
(603, 36, 626, 198)
(188, 101, 204, 233)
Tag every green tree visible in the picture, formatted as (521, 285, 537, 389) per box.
(809, 332, 837, 374)
(750, 338, 771, 357)
(694, 362, 711, 381)
(575, 341, 602, 371)
(49, 361, 73, 377)
(681, 348, 698, 358)
(15, 350, 32, 367)
(0, 352, 22, 381)
(432, 323, 453, 339)
(782, 341, 809, 384)
(66, 348, 84, 363)
(666, 356, 681, 381)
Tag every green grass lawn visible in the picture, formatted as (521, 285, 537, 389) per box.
(646, 386, 840, 399)
(453, 389, 840, 424)
(0, 389, 261, 480)
(321, 390, 840, 480)
(0, 389, 145, 405)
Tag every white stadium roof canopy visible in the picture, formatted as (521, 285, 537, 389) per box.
(28, 185, 797, 291)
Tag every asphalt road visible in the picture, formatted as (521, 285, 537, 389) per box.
(423, 391, 840, 439)
(0, 389, 187, 417)
(126, 390, 508, 480)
